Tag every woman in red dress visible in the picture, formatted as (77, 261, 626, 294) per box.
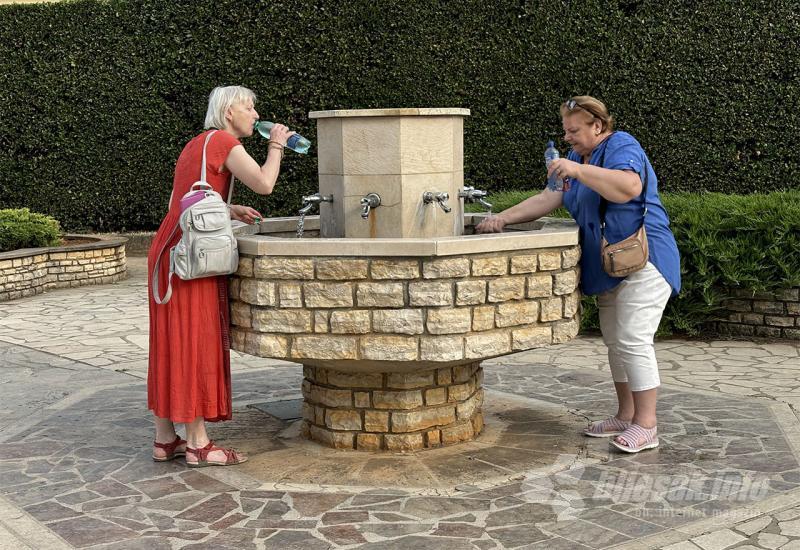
(147, 86, 292, 467)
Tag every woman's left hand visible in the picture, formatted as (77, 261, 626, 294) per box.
(230, 204, 263, 224)
(547, 158, 581, 181)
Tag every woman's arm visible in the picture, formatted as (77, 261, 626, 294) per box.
(548, 159, 641, 203)
(223, 144, 283, 196)
(223, 123, 293, 196)
(475, 189, 564, 233)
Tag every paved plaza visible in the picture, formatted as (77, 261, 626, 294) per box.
(1, 258, 799, 549)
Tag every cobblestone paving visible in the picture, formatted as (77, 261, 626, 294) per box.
(489, 339, 800, 413)
(0, 258, 798, 549)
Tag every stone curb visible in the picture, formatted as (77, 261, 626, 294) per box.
(0, 234, 127, 261)
(89, 232, 154, 257)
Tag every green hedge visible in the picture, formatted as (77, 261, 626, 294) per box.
(479, 190, 800, 336)
(663, 191, 800, 335)
(0, 208, 61, 252)
(1, 0, 798, 231)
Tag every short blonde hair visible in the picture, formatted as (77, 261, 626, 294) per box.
(204, 85, 256, 129)
(560, 95, 615, 132)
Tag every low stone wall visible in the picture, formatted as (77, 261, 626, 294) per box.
(717, 288, 800, 340)
(92, 232, 154, 257)
(0, 236, 127, 302)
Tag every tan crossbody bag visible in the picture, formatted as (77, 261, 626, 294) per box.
(598, 141, 649, 278)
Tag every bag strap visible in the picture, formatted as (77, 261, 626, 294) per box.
(598, 134, 648, 238)
(151, 224, 179, 304)
(151, 130, 234, 304)
(199, 131, 236, 205)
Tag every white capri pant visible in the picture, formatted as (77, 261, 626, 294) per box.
(598, 262, 672, 392)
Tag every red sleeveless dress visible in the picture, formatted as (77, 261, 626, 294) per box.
(147, 130, 241, 423)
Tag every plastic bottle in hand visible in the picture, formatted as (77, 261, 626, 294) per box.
(254, 121, 311, 154)
(544, 140, 565, 191)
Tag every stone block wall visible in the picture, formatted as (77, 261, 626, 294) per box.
(0, 240, 127, 302)
(301, 363, 484, 451)
(717, 288, 800, 340)
(229, 245, 582, 365)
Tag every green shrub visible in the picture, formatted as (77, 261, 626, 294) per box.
(0, 0, 798, 231)
(663, 191, 800, 335)
(0, 208, 61, 252)
(477, 190, 800, 336)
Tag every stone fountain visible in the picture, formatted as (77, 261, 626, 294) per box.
(230, 108, 580, 452)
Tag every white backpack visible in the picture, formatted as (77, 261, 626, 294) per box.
(152, 131, 239, 304)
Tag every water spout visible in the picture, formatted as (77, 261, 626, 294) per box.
(297, 193, 333, 238)
(299, 192, 334, 215)
(423, 191, 452, 213)
(360, 193, 382, 219)
(459, 186, 493, 213)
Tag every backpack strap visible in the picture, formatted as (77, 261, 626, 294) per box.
(151, 224, 180, 304)
(152, 130, 231, 304)
(200, 130, 235, 205)
(192, 130, 235, 203)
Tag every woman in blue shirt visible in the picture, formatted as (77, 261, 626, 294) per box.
(476, 96, 680, 453)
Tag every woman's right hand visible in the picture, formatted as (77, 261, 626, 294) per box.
(267, 123, 293, 146)
(474, 215, 507, 234)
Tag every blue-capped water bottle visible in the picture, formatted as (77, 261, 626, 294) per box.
(544, 140, 565, 191)
(254, 120, 311, 154)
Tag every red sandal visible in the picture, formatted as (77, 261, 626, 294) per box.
(185, 440, 247, 468)
(152, 435, 187, 462)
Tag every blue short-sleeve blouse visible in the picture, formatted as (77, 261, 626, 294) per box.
(561, 131, 681, 296)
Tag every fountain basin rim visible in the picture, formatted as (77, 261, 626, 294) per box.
(309, 107, 470, 119)
(234, 216, 578, 257)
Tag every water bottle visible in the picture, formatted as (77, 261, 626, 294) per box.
(544, 140, 564, 191)
(254, 120, 311, 154)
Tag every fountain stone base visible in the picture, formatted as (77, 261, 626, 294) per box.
(301, 362, 484, 451)
(231, 214, 581, 451)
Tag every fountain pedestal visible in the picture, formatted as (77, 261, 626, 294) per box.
(232, 215, 580, 451)
(231, 107, 581, 451)
(301, 362, 484, 451)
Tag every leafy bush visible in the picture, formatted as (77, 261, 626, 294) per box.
(477, 190, 800, 336)
(0, 0, 798, 231)
(0, 208, 61, 252)
(663, 191, 800, 335)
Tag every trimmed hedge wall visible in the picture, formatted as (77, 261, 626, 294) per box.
(1, 0, 798, 231)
